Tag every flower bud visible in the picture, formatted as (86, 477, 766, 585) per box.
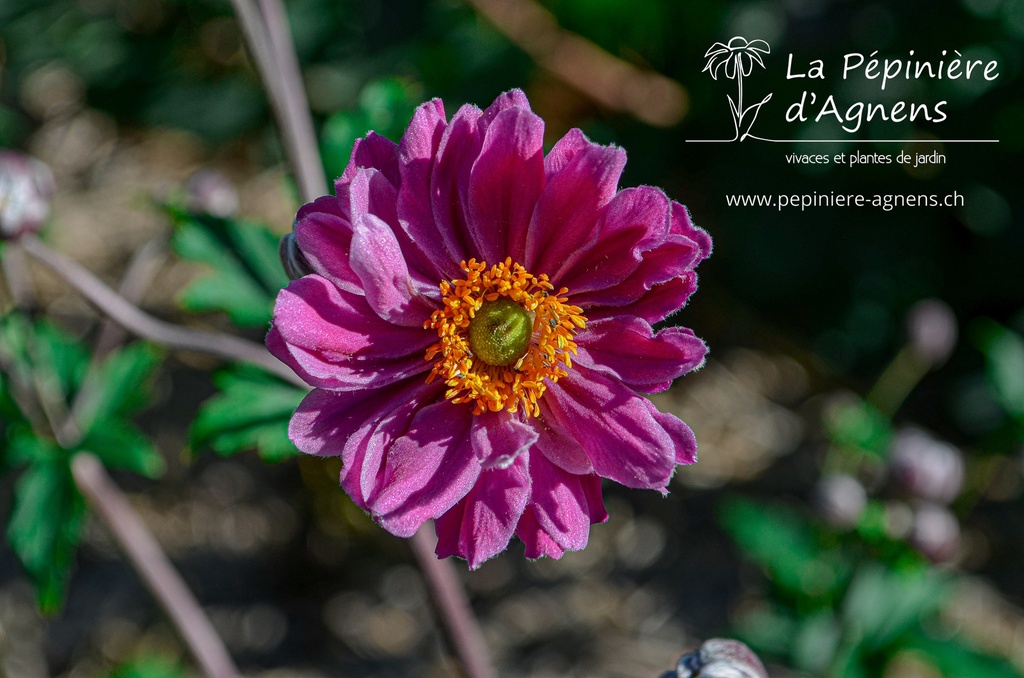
(814, 473, 867, 529)
(906, 299, 957, 367)
(0, 150, 55, 240)
(909, 502, 960, 563)
(889, 428, 964, 504)
(279, 232, 314, 280)
(672, 638, 768, 678)
(186, 169, 240, 218)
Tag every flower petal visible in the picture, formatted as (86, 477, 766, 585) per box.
(471, 410, 539, 469)
(339, 131, 400, 188)
(543, 127, 589, 177)
(533, 414, 594, 475)
(526, 141, 626, 277)
(434, 453, 530, 569)
(478, 88, 532, 132)
(528, 452, 599, 552)
(268, 275, 434, 391)
(541, 364, 678, 489)
(396, 98, 454, 280)
(649, 404, 698, 466)
(516, 506, 566, 560)
(467, 106, 545, 263)
(350, 213, 436, 326)
(554, 185, 670, 294)
(294, 196, 362, 294)
(371, 400, 481, 537)
(430, 104, 481, 272)
(576, 317, 708, 393)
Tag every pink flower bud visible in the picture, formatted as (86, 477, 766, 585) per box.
(814, 473, 867, 529)
(889, 428, 964, 504)
(909, 502, 960, 563)
(0, 150, 55, 240)
(906, 299, 957, 367)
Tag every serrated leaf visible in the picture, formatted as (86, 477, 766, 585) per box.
(73, 343, 161, 435)
(167, 208, 289, 327)
(6, 455, 85, 613)
(192, 367, 306, 462)
(83, 420, 165, 479)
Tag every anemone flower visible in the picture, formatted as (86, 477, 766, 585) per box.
(268, 89, 711, 568)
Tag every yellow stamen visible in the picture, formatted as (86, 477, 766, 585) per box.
(424, 258, 587, 417)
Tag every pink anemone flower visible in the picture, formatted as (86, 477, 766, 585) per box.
(268, 89, 711, 568)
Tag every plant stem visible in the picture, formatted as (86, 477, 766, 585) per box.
(18, 234, 306, 388)
(410, 527, 497, 678)
(71, 453, 240, 678)
(229, 0, 326, 203)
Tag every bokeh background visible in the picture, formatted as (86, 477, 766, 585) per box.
(1, 0, 1023, 676)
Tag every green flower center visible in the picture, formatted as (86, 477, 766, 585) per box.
(468, 298, 533, 367)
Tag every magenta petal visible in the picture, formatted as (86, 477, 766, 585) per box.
(287, 379, 441, 509)
(339, 132, 400, 188)
(434, 453, 530, 569)
(533, 414, 594, 475)
(467, 106, 545, 263)
(543, 128, 589, 177)
(576, 317, 708, 393)
(268, 275, 434, 391)
(516, 506, 566, 560)
(669, 201, 713, 262)
(541, 365, 678, 489)
(554, 185, 671, 293)
(581, 475, 608, 523)
(430, 104, 480, 270)
(294, 197, 362, 294)
(371, 400, 481, 537)
(471, 410, 538, 469)
(648, 404, 698, 466)
(526, 142, 627, 277)
(528, 452, 596, 552)
(348, 168, 399, 232)
(478, 89, 532, 132)
(396, 99, 458, 281)
(350, 213, 436, 326)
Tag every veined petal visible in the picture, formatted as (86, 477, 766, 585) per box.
(467, 106, 545, 263)
(527, 452, 602, 552)
(435, 453, 530, 569)
(526, 142, 626, 277)
(516, 506, 566, 559)
(294, 196, 362, 294)
(541, 364, 679, 489)
(430, 104, 481, 272)
(554, 185, 671, 294)
(268, 275, 434, 391)
(350, 213, 436, 326)
(471, 410, 538, 469)
(371, 400, 480, 537)
(575, 317, 708, 393)
(339, 131, 400, 188)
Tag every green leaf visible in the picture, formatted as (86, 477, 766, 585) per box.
(973, 319, 1024, 418)
(83, 420, 165, 479)
(167, 207, 289, 327)
(903, 631, 1023, 678)
(824, 397, 893, 458)
(73, 343, 162, 435)
(106, 655, 188, 678)
(719, 497, 851, 601)
(842, 564, 947, 651)
(6, 454, 85, 614)
(192, 367, 307, 462)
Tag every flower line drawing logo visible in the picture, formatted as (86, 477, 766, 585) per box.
(702, 36, 773, 142)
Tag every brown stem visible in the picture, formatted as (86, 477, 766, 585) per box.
(72, 453, 240, 678)
(19, 234, 307, 388)
(410, 526, 497, 678)
(229, 0, 327, 203)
